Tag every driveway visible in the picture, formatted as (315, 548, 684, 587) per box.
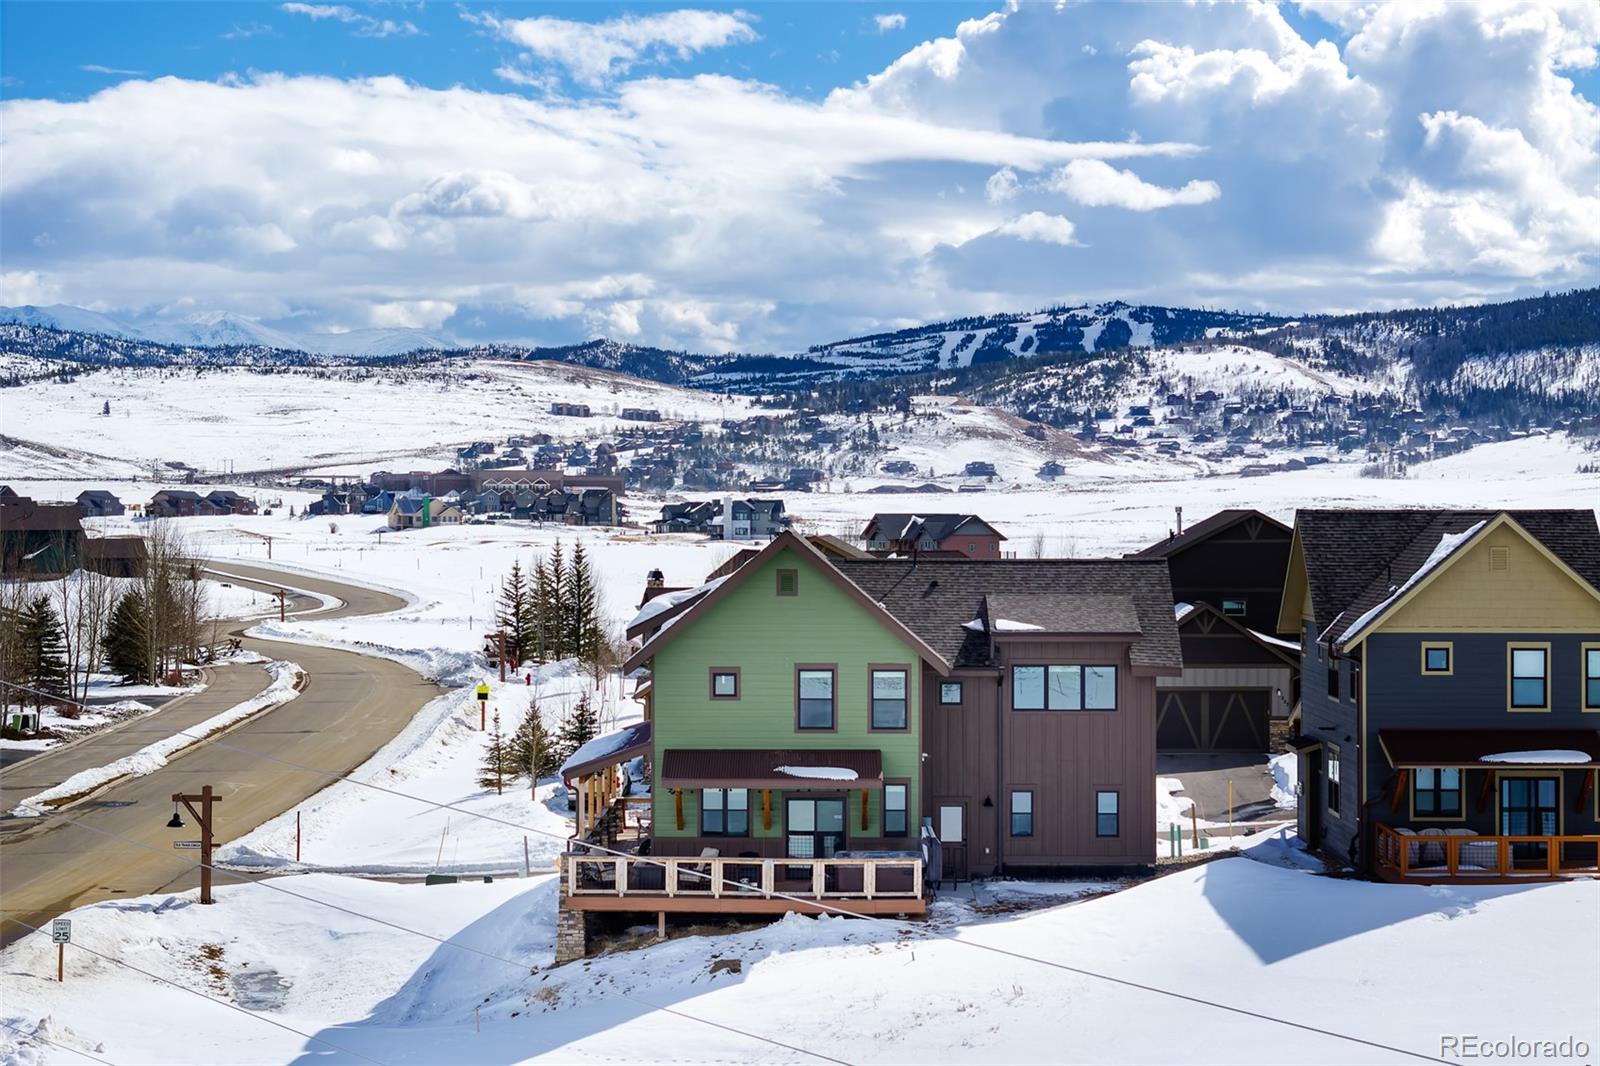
(0, 562, 440, 948)
(1158, 751, 1288, 832)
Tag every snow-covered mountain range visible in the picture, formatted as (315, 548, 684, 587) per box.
(0, 304, 450, 357)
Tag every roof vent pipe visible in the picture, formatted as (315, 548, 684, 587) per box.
(1175, 506, 1183, 536)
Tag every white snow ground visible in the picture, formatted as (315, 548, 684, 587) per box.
(2, 849, 1594, 1065)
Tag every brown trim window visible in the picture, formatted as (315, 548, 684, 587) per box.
(1413, 768, 1462, 817)
(1010, 790, 1034, 837)
(1012, 664, 1117, 711)
(869, 667, 909, 730)
(1095, 791, 1119, 837)
(939, 681, 963, 705)
(701, 788, 749, 835)
(776, 568, 799, 596)
(797, 667, 836, 730)
(709, 668, 740, 700)
(883, 783, 909, 837)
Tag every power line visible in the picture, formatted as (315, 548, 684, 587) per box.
(2, 678, 1451, 1063)
(0, 1019, 119, 1066)
(14, 810, 852, 1066)
(1, 917, 386, 1066)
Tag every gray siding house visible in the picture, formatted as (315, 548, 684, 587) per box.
(1280, 509, 1600, 881)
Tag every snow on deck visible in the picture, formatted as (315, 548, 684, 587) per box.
(1480, 749, 1591, 764)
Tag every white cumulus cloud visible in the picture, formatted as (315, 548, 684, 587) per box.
(874, 13, 907, 34)
(473, 8, 759, 87)
(1046, 159, 1220, 210)
(280, 4, 418, 39)
(992, 211, 1078, 246)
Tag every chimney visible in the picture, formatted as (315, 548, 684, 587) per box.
(1175, 506, 1184, 536)
(646, 568, 665, 589)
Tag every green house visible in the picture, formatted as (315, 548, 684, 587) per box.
(625, 531, 950, 861)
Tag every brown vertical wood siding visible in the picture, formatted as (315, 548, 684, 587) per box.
(920, 637, 1157, 872)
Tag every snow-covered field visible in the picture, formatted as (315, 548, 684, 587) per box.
(4, 847, 1595, 1065)
(0, 360, 755, 478)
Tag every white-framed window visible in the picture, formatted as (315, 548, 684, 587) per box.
(1326, 744, 1342, 815)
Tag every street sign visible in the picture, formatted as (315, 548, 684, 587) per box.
(475, 683, 490, 701)
(173, 840, 202, 850)
(51, 919, 71, 944)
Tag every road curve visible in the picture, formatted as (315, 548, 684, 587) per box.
(0, 563, 440, 949)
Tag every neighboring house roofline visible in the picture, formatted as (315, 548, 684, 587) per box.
(623, 529, 952, 674)
(1178, 599, 1301, 668)
(1126, 508, 1290, 560)
(1334, 511, 1600, 650)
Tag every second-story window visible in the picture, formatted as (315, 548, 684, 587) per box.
(1586, 647, 1600, 710)
(1509, 645, 1549, 710)
(1012, 664, 1118, 711)
(797, 668, 835, 729)
(710, 670, 739, 699)
(870, 669, 908, 729)
(939, 682, 963, 705)
(1422, 643, 1452, 674)
(1222, 598, 1247, 616)
(1327, 665, 1340, 700)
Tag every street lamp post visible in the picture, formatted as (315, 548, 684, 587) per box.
(168, 785, 223, 904)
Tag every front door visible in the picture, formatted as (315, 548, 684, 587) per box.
(1500, 776, 1559, 868)
(938, 803, 967, 880)
(786, 797, 846, 877)
(1302, 751, 1322, 846)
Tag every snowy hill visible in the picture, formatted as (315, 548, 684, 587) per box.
(795, 301, 1283, 375)
(0, 305, 451, 358)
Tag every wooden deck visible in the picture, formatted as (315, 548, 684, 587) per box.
(1375, 825, 1600, 883)
(562, 853, 927, 915)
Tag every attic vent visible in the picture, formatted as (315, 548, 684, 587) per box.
(1489, 546, 1509, 572)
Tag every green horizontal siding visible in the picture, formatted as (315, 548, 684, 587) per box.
(651, 547, 921, 838)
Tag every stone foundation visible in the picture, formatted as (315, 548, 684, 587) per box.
(555, 904, 593, 964)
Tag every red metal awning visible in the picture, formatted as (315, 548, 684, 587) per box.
(1377, 728, 1600, 768)
(660, 748, 883, 790)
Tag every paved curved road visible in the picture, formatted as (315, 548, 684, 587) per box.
(0, 562, 439, 948)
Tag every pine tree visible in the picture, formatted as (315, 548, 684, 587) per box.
(531, 554, 554, 664)
(546, 541, 568, 661)
(556, 692, 599, 763)
(565, 543, 604, 668)
(104, 590, 153, 684)
(19, 596, 70, 708)
(495, 561, 533, 667)
(478, 709, 510, 795)
(510, 698, 559, 784)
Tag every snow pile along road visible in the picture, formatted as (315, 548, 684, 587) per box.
(9, 660, 306, 817)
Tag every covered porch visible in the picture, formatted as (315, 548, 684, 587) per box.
(1372, 728, 1600, 883)
(561, 744, 927, 915)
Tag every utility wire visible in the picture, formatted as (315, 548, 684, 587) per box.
(9, 809, 851, 1066)
(1, 917, 386, 1066)
(1, 1018, 119, 1066)
(2, 681, 1450, 1064)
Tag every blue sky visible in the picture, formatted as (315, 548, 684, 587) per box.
(3, 2, 1599, 351)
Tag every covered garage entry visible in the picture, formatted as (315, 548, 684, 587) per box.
(1157, 689, 1271, 751)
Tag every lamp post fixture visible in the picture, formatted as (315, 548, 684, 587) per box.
(166, 785, 222, 904)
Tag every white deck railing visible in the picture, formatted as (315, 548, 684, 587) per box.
(565, 853, 923, 902)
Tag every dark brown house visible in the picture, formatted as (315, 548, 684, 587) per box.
(1, 495, 87, 576)
(1129, 508, 1299, 751)
(837, 557, 1181, 876)
(77, 489, 126, 518)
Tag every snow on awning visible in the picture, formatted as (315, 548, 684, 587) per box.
(660, 748, 883, 789)
(626, 575, 728, 632)
(560, 721, 653, 781)
(1377, 728, 1600, 769)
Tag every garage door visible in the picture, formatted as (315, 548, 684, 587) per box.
(1156, 689, 1270, 751)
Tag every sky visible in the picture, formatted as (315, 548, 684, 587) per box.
(3, 1, 1599, 352)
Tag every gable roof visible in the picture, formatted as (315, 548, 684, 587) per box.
(835, 557, 1181, 672)
(1175, 599, 1301, 667)
(1291, 509, 1600, 643)
(862, 513, 1004, 544)
(624, 531, 951, 673)
(1127, 508, 1290, 559)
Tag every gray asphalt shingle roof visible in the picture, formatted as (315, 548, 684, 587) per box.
(834, 558, 1180, 670)
(1296, 509, 1600, 639)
